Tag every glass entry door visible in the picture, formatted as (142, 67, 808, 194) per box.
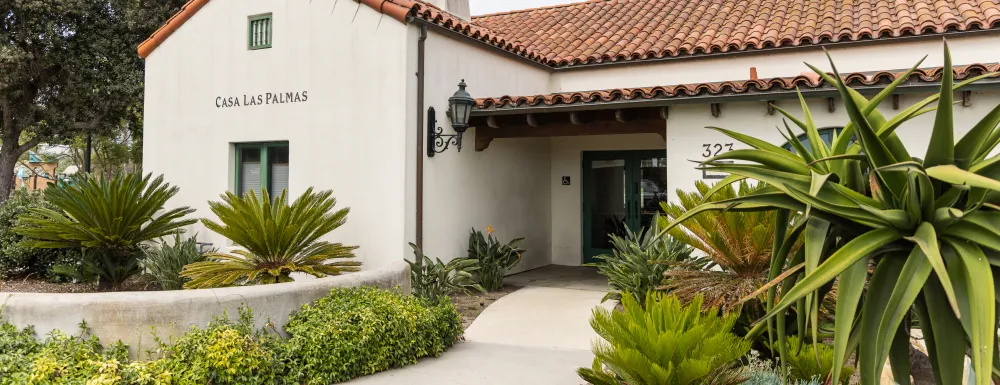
(582, 150, 668, 264)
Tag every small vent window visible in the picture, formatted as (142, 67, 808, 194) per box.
(248, 14, 272, 50)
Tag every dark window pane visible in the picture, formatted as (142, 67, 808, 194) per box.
(239, 147, 261, 197)
(269, 146, 289, 197)
(590, 159, 627, 249)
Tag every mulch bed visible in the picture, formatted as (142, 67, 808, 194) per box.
(0, 275, 162, 293)
(450, 285, 521, 330)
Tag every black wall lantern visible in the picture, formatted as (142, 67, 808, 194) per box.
(428, 80, 476, 157)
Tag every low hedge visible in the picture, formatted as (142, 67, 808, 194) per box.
(0, 287, 462, 384)
(282, 287, 463, 384)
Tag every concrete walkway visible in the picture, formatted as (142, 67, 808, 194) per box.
(350, 267, 611, 385)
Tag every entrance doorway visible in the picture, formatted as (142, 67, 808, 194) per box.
(582, 150, 668, 263)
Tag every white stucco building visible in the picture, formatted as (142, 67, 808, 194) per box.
(140, 0, 1000, 271)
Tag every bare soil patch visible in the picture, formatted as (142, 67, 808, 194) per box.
(0, 275, 161, 293)
(450, 285, 521, 330)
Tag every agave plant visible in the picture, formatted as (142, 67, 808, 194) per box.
(407, 243, 484, 302)
(467, 226, 525, 291)
(663, 42, 1000, 385)
(14, 173, 196, 290)
(658, 180, 795, 312)
(181, 188, 360, 288)
(578, 293, 751, 385)
(144, 234, 213, 290)
(586, 215, 700, 305)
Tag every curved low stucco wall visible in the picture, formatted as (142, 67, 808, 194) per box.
(0, 261, 410, 354)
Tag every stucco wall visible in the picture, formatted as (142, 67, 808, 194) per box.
(419, 31, 553, 272)
(143, 0, 411, 267)
(549, 134, 665, 266)
(0, 262, 410, 356)
(552, 34, 1000, 92)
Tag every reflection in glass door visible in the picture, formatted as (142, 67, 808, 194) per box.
(582, 150, 667, 263)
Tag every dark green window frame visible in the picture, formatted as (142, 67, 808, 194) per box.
(234, 142, 288, 197)
(248, 14, 273, 50)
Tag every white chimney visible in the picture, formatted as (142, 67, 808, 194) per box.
(425, 0, 470, 20)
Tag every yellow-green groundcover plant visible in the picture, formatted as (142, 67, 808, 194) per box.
(663, 42, 1000, 385)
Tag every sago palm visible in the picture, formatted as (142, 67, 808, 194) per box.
(181, 188, 360, 288)
(663, 42, 1000, 384)
(658, 180, 791, 311)
(578, 293, 751, 385)
(15, 173, 196, 289)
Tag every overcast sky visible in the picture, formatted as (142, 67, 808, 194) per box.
(469, 0, 584, 16)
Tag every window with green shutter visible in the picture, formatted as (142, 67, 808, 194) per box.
(235, 142, 289, 199)
(248, 14, 272, 50)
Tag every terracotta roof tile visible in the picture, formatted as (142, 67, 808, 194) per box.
(475, 63, 1000, 110)
(472, 0, 1000, 66)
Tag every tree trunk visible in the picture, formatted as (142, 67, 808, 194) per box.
(0, 151, 20, 202)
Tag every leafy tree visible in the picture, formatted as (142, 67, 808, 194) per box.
(0, 0, 185, 201)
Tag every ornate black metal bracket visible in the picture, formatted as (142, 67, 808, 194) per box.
(427, 107, 462, 157)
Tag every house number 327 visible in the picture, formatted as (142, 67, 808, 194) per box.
(702, 143, 734, 157)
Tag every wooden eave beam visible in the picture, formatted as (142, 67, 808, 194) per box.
(474, 119, 665, 151)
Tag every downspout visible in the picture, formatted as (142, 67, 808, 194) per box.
(416, 24, 427, 256)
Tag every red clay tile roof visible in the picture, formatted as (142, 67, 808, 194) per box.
(473, 0, 1000, 66)
(475, 63, 1000, 110)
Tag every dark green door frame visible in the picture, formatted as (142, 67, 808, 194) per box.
(581, 149, 666, 264)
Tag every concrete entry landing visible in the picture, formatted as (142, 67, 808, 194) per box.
(505, 265, 607, 292)
(349, 264, 611, 385)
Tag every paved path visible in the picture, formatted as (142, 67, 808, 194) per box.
(350, 285, 613, 385)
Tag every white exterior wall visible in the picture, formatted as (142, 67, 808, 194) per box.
(552, 34, 1000, 92)
(420, 31, 553, 272)
(143, 0, 411, 267)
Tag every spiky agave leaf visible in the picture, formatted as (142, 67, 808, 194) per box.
(181, 188, 359, 289)
(664, 43, 1000, 385)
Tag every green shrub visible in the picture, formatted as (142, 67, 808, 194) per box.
(0, 189, 79, 279)
(14, 173, 196, 290)
(181, 188, 360, 289)
(156, 308, 284, 384)
(0, 321, 132, 385)
(0, 321, 39, 384)
(144, 234, 212, 290)
(0, 308, 282, 385)
(467, 226, 525, 291)
(407, 243, 484, 302)
(578, 292, 751, 385)
(586, 215, 701, 305)
(282, 287, 462, 384)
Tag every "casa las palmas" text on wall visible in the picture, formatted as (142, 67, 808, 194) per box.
(216, 91, 308, 108)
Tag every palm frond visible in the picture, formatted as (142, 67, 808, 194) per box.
(181, 188, 359, 289)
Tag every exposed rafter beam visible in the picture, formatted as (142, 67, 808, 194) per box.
(710, 103, 721, 118)
(526, 113, 539, 127)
